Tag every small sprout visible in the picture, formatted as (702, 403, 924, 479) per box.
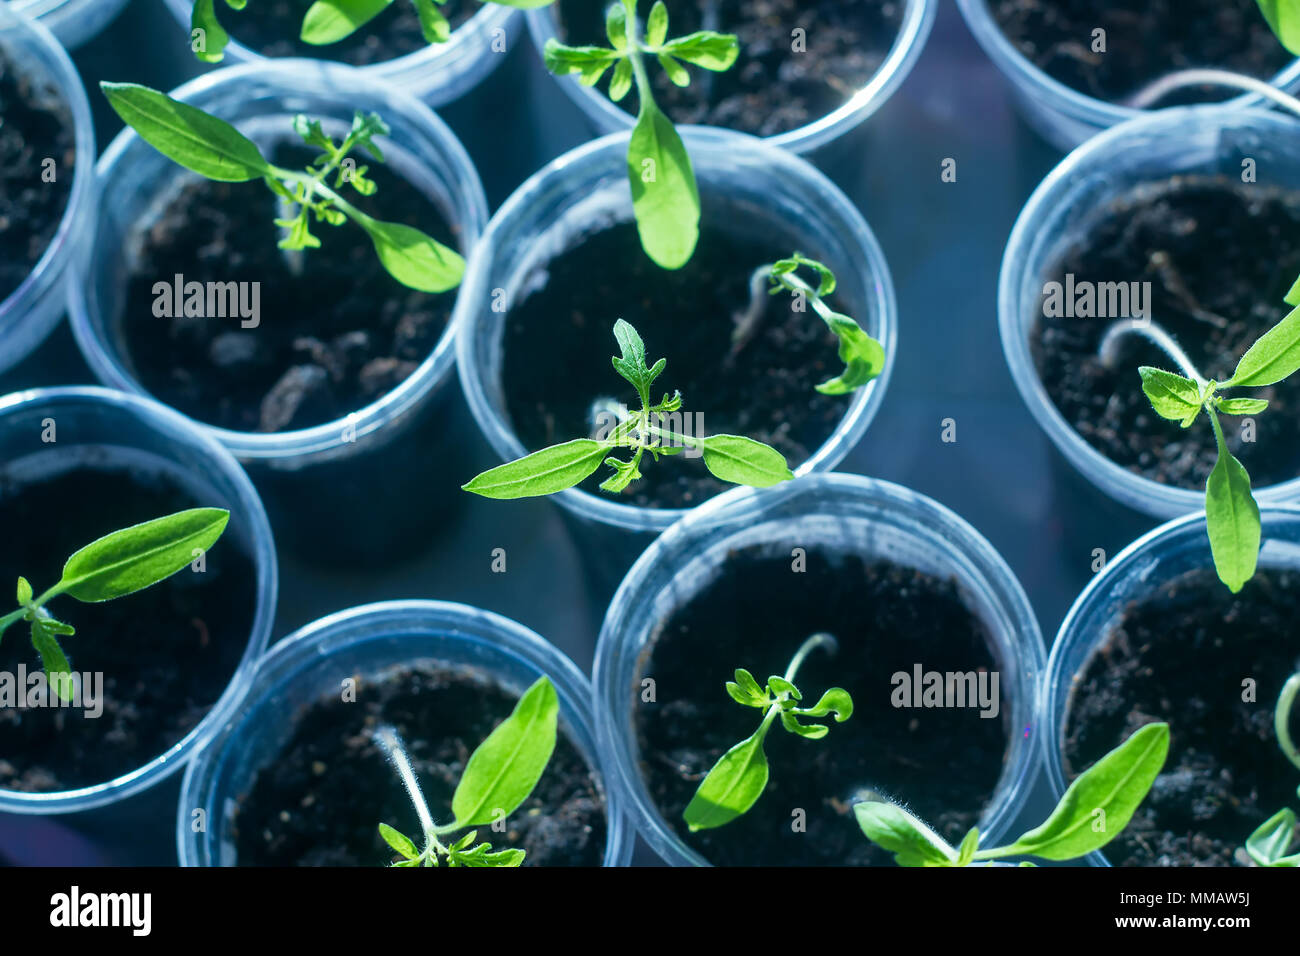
(1104, 279, 1300, 592)
(0, 509, 230, 702)
(682, 633, 853, 832)
(376, 676, 558, 867)
(100, 82, 464, 294)
(462, 319, 793, 499)
(856, 723, 1170, 866)
(544, 0, 739, 269)
(190, 0, 557, 63)
(1244, 672, 1300, 866)
(734, 253, 886, 395)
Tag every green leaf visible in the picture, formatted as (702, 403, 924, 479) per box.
(1245, 808, 1300, 866)
(995, 723, 1169, 861)
(791, 688, 854, 722)
(451, 676, 558, 827)
(610, 319, 665, 406)
(646, 0, 668, 47)
(817, 312, 886, 395)
(778, 710, 828, 739)
(1216, 397, 1269, 416)
(543, 40, 621, 86)
(767, 675, 800, 701)
(463, 439, 615, 499)
(628, 101, 699, 270)
(772, 254, 836, 296)
(16, 577, 32, 606)
(101, 83, 272, 183)
(1257, 0, 1300, 55)
(378, 823, 420, 861)
(599, 453, 643, 493)
(683, 730, 770, 831)
(1138, 366, 1203, 424)
(853, 801, 958, 866)
(1205, 411, 1261, 594)
(356, 218, 464, 293)
(605, 1, 627, 49)
(658, 54, 690, 87)
(1224, 305, 1300, 388)
(190, 0, 231, 64)
(59, 508, 229, 603)
(411, 0, 450, 44)
(1286, 272, 1300, 306)
(956, 827, 980, 866)
(725, 669, 769, 708)
(448, 842, 527, 867)
(31, 619, 75, 704)
(700, 435, 794, 487)
(661, 31, 740, 71)
(301, 0, 393, 45)
(609, 58, 634, 101)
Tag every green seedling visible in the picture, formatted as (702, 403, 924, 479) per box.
(376, 676, 558, 867)
(1244, 672, 1300, 866)
(100, 82, 463, 294)
(0, 509, 229, 702)
(463, 318, 793, 499)
(1103, 279, 1300, 592)
(544, 0, 739, 269)
(734, 253, 886, 395)
(683, 633, 853, 832)
(856, 722, 1169, 866)
(189, 0, 556, 63)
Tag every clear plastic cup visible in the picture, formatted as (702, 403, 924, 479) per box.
(160, 0, 519, 107)
(68, 59, 488, 468)
(177, 599, 635, 867)
(1042, 505, 1300, 867)
(1000, 104, 1300, 521)
(525, 0, 938, 154)
(455, 127, 897, 541)
(10, 0, 129, 49)
(0, 5, 96, 377)
(594, 472, 1045, 866)
(956, 0, 1300, 150)
(0, 386, 278, 814)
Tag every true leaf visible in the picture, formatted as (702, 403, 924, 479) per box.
(543, 41, 620, 86)
(1216, 397, 1269, 416)
(463, 439, 614, 499)
(853, 801, 958, 867)
(956, 827, 980, 866)
(816, 311, 886, 395)
(31, 619, 75, 704)
(1245, 808, 1300, 866)
(191, 0, 232, 64)
(661, 31, 740, 71)
(301, 0, 393, 45)
(357, 218, 465, 293)
(1225, 305, 1300, 388)
(658, 54, 690, 87)
(451, 676, 558, 827)
(1138, 366, 1203, 423)
(599, 454, 643, 493)
(700, 435, 794, 487)
(995, 723, 1169, 861)
(1205, 412, 1261, 594)
(683, 730, 770, 831)
(378, 823, 419, 861)
(791, 688, 853, 722)
(628, 100, 699, 270)
(411, 0, 450, 44)
(101, 83, 272, 182)
(1257, 0, 1300, 55)
(59, 508, 229, 603)
(646, 0, 668, 47)
(16, 577, 31, 606)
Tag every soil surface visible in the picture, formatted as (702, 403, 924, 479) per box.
(0, 468, 255, 792)
(227, 0, 474, 65)
(234, 665, 608, 866)
(990, 0, 1293, 104)
(120, 141, 459, 433)
(1032, 176, 1300, 490)
(1063, 567, 1300, 866)
(503, 220, 853, 509)
(556, 0, 904, 137)
(635, 547, 1010, 866)
(0, 47, 75, 303)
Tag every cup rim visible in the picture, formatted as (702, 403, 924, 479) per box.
(0, 385, 278, 814)
(176, 598, 635, 867)
(67, 58, 489, 463)
(955, 0, 1300, 130)
(524, 0, 938, 154)
(1041, 503, 1300, 867)
(593, 472, 1046, 865)
(999, 103, 1300, 520)
(0, 5, 97, 372)
(454, 125, 897, 534)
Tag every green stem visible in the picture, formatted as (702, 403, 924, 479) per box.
(1277, 672, 1300, 773)
(623, 0, 657, 117)
(784, 632, 837, 683)
(374, 724, 450, 861)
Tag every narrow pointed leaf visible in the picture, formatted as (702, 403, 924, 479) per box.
(1224, 305, 1300, 387)
(357, 218, 464, 293)
(700, 435, 794, 487)
(378, 823, 419, 860)
(301, 0, 393, 45)
(683, 730, 770, 831)
(463, 439, 614, 499)
(1206, 412, 1261, 594)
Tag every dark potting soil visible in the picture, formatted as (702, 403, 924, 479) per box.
(635, 547, 1010, 866)
(556, 0, 905, 137)
(226, 0, 474, 65)
(990, 0, 1293, 104)
(0, 47, 75, 303)
(1063, 567, 1300, 867)
(0, 468, 255, 792)
(1032, 176, 1300, 491)
(119, 142, 459, 433)
(503, 221, 850, 510)
(233, 665, 607, 866)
